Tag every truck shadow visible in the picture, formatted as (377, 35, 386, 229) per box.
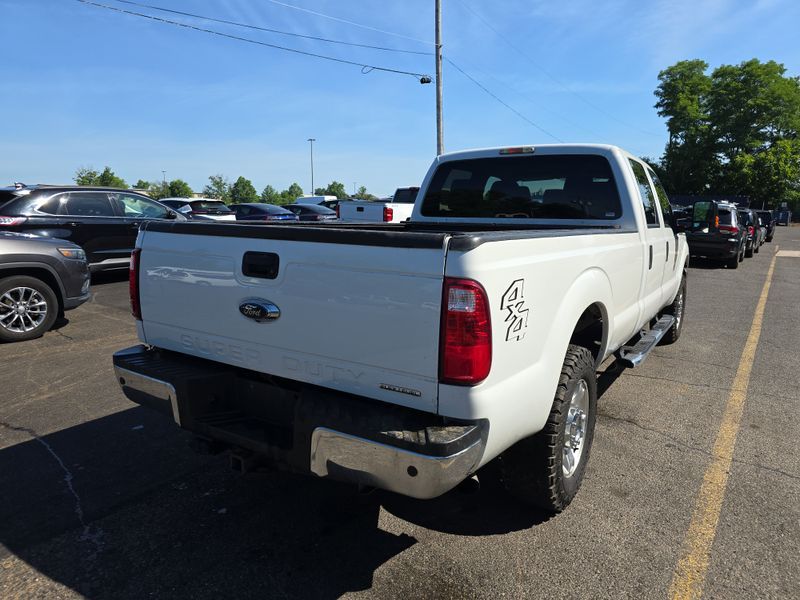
(0, 364, 629, 597)
(0, 407, 413, 599)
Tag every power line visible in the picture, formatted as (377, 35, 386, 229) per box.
(445, 57, 563, 142)
(110, 0, 432, 55)
(262, 0, 435, 46)
(75, 0, 432, 82)
(455, 0, 662, 138)
(448, 54, 607, 141)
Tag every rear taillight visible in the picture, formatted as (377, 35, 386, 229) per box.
(129, 248, 142, 320)
(719, 225, 739, 234)
(748, 226, 754, 236)
(335, 204, 340, 218)
(383, 206, 394, 222)
(440, 278, 492, 385)
(0, 216, 27, 226)
(714, 215, 720, 228)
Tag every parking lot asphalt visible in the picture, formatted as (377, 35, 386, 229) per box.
(1, 228, 798, 600)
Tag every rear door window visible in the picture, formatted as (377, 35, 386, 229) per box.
(420, 154, 622, 220)
(718, 208, 733, 226)
(62, 192, 115, 217)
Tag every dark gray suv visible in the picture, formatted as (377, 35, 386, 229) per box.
(0, 231, 90, 342)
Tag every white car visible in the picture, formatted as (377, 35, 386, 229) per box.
(159, 198, 236, 221)
(114, 144, 688, 512)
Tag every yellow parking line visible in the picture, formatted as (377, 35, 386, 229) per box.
(668, 246, 779, 600)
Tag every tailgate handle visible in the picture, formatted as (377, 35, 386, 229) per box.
(242, 251, 279, 279)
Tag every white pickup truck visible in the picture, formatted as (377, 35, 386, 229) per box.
(113, 144, 688, 512)
(337, 186, 419, 222)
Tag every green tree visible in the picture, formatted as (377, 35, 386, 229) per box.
(278, 182, 304, 205)
(133, 179, 151, 191)
(74, 167, 99, 186)
(230, 176, 258, 203)
(203, 174, 230, 202)
(74, 166, 127, 188)
(147, 181, 170, 200)
(168, 179, 193, 198)
(261, 185, 280, 203)
(654, 58, 800, 206)
(353, 185, 377, 200)
(314, 181, 347, 199)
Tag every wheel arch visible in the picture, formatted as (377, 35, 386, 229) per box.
(0, 265, 65, 313)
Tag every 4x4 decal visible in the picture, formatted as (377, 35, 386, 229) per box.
(501, 279, 529, 341)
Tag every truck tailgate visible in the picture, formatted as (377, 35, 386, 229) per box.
(136, 225, 448, 411)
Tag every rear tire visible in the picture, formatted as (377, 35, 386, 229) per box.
(659, 274, 686, 345)
(754, 242, 760, 254)
(0, 276, 59, 343)
(745, 243, 754, 258)
(499, 345, 597, 513)
(727, 254, 739, 269)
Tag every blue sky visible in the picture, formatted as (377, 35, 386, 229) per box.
(2, 0, 799, 197)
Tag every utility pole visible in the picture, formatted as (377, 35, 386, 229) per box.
(307, 138, 316, 194)
(162, 170, 166, 186)
(435, 0, 443, 156)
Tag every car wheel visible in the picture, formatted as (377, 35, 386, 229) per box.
(499, 344, 597, 513)
(727, 254, 739, 269)
(745, 242, 754, 258)
(0, 276, 59, 343)
(754, 241, 760, 254)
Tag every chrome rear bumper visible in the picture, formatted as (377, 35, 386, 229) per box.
(310, 427, 485, 499)
(113, 345, 487, 500)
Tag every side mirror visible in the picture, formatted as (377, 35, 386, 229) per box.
(672, 215, 688, 233)
(166, 210, 178, 220)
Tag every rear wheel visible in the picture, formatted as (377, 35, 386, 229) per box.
(659, 274, 686, 345)
(0, 276, 59, 343)
(727, 254, 739, 269)
(754, 240, 760, 253)
(499, 345, 597, 513)
(745, 242, 754, 258)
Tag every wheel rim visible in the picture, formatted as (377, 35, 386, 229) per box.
(674, 283, 685, 330)
(563, 379, 589, 478)
(0, 287, 48, 334)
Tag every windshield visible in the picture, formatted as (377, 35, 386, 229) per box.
(420, 155, 621, 220)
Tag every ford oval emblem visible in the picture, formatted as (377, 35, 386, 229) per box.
(239, 299, 280, 322)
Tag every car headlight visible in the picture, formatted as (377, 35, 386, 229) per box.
(58, 247, 86, 261)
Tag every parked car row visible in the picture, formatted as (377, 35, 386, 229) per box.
(680, 200, 774, 269)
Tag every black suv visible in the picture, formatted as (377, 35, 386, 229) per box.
(0, 185, 184, 271)
(685, 200, 746, 268)
(755, 210, 776, 242)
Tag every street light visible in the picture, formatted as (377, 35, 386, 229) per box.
(162, 170, 167, 190)
(307, 138, 316, 194)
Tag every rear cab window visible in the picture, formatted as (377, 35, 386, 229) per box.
(393, 188, 419, 204)
(420, 154, 622, 220)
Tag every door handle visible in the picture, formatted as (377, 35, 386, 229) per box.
(666, 241, 669, 261)
(649, 245, 653, 270)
